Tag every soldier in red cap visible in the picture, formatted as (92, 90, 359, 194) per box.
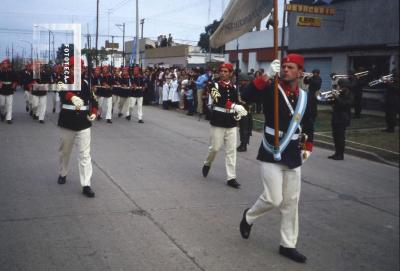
(20, 62, 35, 114)
(57, 59, 98, 198)
(202, 62, 248, 189)
(97, 66, 113, 123)
(239, 54, 314, 263)
(0, 59, 18, 124)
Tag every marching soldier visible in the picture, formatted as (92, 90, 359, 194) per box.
(97, 66, 113, 123)
(126, 66, 145, 123)
(239, 54, 314, 263)
(31, 64, 52, 123)
(237, 73, 253, 152)
(119, 66, 132, 117)
(202, 63, 247, 189)
(57, 60, 98, 198)
(111, 67, 122, 117)
(20, 63, 35, 115)
(0, 59, 18, 124)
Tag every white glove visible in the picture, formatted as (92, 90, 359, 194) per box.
(87, 113, 96, 122)
(301, 150, 311, 163)
(266, 59, 281, 78)
(232, 104, 248, 117)
(71, 96, 84, 108)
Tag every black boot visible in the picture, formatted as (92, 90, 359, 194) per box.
(202, 165, 210, 178)
(58, 175, 66, 184)
(126, 115, 131, 121)
(118, 113, 123, 117)
(227, 179, 241, 189)
(279, 246, 307, 263)
(82, 186, 95, 198)
(237, 144, 247, 152)
(1, 114, 5, 121)
(240, 208, 252, 239)
(106, 119, 112, 124)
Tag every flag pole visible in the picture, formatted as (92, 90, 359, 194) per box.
(273, 0, 279, 150)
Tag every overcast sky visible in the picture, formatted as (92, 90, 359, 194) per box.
(0, 0, 285, 60)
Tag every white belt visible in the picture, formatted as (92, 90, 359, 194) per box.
(62, 104, 88, 110)
(265, 126, 299, 140)
(2, 82, 12, 84)
(213, 106, 235, 113)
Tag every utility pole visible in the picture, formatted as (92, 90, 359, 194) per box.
(135, 0, 140, 65)
(122, 23, 125, 66)
(48, 31, 51, 63)
(116, 23, 126, 66)
(111, 35, 115, 68)
(140, 18, 144, 39)
(95, 0, 99, 65)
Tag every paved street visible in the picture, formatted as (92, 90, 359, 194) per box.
(0, 91, 398, 271)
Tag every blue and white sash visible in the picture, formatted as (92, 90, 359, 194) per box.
(262, 87, 307, 161)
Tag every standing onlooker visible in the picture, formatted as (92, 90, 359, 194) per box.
(195, 68, 210, 116)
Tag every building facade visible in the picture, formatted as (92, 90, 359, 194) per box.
(288, 0, 399, 91)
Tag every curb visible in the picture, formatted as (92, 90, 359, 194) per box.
(314, 139, 399, 167)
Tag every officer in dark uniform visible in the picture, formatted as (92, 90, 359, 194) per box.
(57, 60, 98, 198)
(352, 67, 368, 118)
(303, 68, 322, 125)
(0, 59, 18, 124)
(237, 73, 253, 152)
(328, 79, 354, 160)
(382, 69, 399, 133)
(202, 63, 247, 189)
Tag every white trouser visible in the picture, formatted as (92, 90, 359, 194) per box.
(31, 95, 47, 120)
(0, 94, 13, 121)
(204, 126, 237, 180)
(197, 88, 204, 114)
(59, 127, 92, 187)
(52, 92, 59, 110)
(127, 97, 143, 120)
(98, 96, 112, 120)
(112, 95, 119, 113)
(158, 86, 163, 105)
(24, 91, 32, 109)
(246, 162, 301, 248)
(116, 97, 128, 115)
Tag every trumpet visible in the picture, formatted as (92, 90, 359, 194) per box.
(331, 74, 348, 80)
(368, 74, 394, 87)
(354, 71, 369, 78)
(331, 71, 369, 81)
(316, 89, 342, 102)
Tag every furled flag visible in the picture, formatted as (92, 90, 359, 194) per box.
(209, 0, 273, 49)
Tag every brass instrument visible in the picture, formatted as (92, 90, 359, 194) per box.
(316, 89, 342, 102)
(368, 74, 394, 87)
(331, 71, 369, 81)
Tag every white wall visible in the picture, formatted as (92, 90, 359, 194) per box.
(225, 28, 288, 51)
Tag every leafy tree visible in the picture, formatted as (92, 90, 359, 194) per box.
(198, 20, 224, 53)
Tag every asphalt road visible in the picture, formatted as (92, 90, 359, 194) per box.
(0, 91, 398, 271)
